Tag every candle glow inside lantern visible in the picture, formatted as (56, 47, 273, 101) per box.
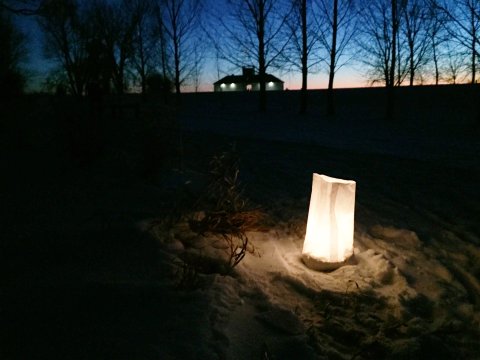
(302, 174, 356, 271)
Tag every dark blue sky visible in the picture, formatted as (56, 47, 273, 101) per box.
(11, 1, 360, 92)
(15, 13, 52, 90)
(11, 0, 462, 92)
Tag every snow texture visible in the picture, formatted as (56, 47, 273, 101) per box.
(2, 90, 479, 359)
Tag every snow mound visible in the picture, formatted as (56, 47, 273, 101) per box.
(145, 214, 479, 359)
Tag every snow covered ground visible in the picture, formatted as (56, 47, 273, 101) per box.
(168, 89, 480, 359)
(2, 90, 479, 359)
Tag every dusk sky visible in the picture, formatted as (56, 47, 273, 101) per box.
(11, 0, 466, 92)
(12, 2, 368, 92)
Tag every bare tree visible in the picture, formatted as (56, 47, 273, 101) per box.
(213, 0, 291, 111)
(358, 0, 400, 86)
(395, 23, 410, 85)
(441, 42, 468, 84)
(153, 1, 170, 84)
(129, 0, 158, 94)
(437, 0, 480, 83)
(315, 0, 357, 115)
(192, 40, 205, 92)
(158, 0, 204, 95)
(426, 0, 448, 84)
(300, 0, 308, 113)
(90, 0, 142, 94)
(389, 0, 400, 119)
(40, 0, 157, 95)
(284, 0, 320, 114)
(401, 0, 432, 85)
(39, 0, 90, 96)
(357, 0, 401, 119)
(390, 0, 399, 87)
(0, 7, 27, 94)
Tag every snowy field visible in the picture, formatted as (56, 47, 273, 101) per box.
(1, 88, 479, 359)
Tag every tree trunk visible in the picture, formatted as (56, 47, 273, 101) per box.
(66, 63, 78, 96)
(409, 42, 414, 86)
(387, 0, 397, 120)
(258, 1, 266, 112)
(259, 56, 266, 112)
(300, 0, 308, 114)
(432, 38, 439, 85)
(327, 0, 338, 117)
(471, 8, 476, 84)
(174, 37, 181, 94)
(472, 37, 476, 84)
(390, 0, 397, 88)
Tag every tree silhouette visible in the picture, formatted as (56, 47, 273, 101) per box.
(284, 0, 320, 114)
(315, 0, 357, 116)
(40, 0, 158, 95)
(129, 0, 157, 94)
(158, 0, 204, 95)
(212, 0, 290, 112)
(90, 0, 140, 94)
(441, 42, 467, 84)
(152, 3, 167, 85)
(436, 0, 480, 84)
(0, 7, 27, 95)
(426, 0, 448, 85)
(401, 0, 432, 86)
(39, 0, 89, 96)
(357, 0, 401, 119)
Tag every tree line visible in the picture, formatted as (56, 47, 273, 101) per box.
(1, 0, 480, 111)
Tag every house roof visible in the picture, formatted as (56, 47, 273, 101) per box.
(214, 73, 284, 85)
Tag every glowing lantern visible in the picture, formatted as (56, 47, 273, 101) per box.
(302, 174, 356, 271)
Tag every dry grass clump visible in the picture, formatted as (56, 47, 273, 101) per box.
(189, 208, 264, 269)
(188, 145, 265, 271)
(147, 145, 266, 286)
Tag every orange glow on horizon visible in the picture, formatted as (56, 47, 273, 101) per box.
(190, 69, 368, 92)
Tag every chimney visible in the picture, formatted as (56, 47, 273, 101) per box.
(242, 67, 254, 79)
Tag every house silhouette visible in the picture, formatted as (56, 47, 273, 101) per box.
(214, 67, 284, 92)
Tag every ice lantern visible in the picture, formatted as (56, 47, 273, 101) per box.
(302, 174, 356, 271)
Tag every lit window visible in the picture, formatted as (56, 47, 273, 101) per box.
(220, 83, 226, 88)
(230, 83, 236, 88)
(268, 81, 274, 87)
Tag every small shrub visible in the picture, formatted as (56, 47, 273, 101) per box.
(189, 145, 264, 272)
